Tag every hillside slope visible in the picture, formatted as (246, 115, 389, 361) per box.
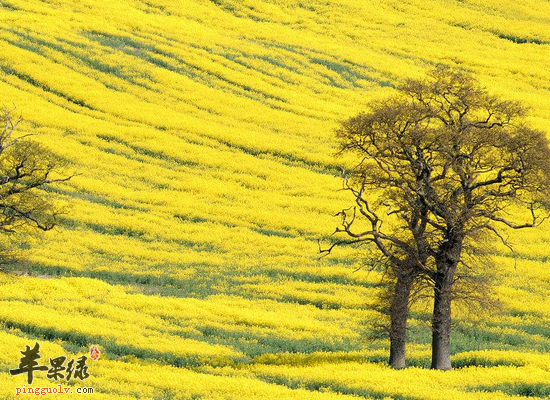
(1, 0, 550, 398)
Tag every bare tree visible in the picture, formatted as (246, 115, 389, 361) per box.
(320, 99, 437, 369)
(0, 106, 72, 239)
(322, 67, 550, 370)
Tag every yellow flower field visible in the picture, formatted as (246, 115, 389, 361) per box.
(0, 0, 550, 398)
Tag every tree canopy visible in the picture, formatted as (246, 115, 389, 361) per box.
(324, 67, 550, 369)
(0, 107, 71, 239)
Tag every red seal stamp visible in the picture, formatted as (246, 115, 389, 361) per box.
(89, 345, 100, 361)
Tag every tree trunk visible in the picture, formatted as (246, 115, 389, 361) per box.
(389, 273, 414, 369)
(431, 275, 453, 370)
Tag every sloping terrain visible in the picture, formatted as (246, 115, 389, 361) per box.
(0, 0, 550, 398)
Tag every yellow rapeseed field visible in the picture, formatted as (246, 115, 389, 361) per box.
(1, 0, 550, 398)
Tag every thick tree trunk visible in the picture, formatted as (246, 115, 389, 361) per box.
(430, 230, 463, 370)
(389, 273, 414, 369)
(431, 275, 453, 370)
